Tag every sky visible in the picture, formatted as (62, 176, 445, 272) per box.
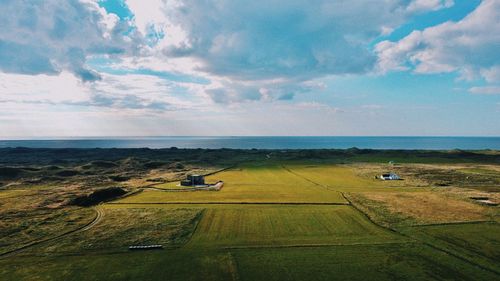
(0, 0, 499, 137)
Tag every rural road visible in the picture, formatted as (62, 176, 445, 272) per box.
(0, 205, 104, 258)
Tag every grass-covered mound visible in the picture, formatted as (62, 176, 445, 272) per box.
(70, 187, 127, 207)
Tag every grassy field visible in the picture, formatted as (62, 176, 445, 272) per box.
(0, 187, 95, 255)
(0, 250, 237, 281)
(1, 243, 497, 281)
(347, 191, 494, 227)
(400, 222, 500, 272)
(187, 205, 404, 248)
(23, 206, 203, 255)
(232, 243, 499, 281)
(117, 165, 347, 204)
(0, 152, 499, 280)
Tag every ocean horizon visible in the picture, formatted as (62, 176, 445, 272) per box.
(0, 136, 499, 150)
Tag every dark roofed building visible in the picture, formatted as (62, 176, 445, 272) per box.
(181, 174, 205, 186)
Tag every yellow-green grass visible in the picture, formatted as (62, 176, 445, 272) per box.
(401, 222, 500, 273)
(187, 205, 406, 248)
(2, 162, 499, 280)
(0, 249, 236, 281)
(117, 165, 346, 204)
(232, 243, 499, 281)
(0, 189, 30, 199)
(0, 187, 96, 255)
(24, 206, 203, 255)
(2, 242, 498, 281)
(284, 164, 415, 192)
(347, 191, 494, 227)
(0, 207, 95, 255)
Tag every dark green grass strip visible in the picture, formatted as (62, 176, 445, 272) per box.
(224, 241, 413, 250)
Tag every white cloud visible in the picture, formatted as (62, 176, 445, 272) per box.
(376, 0, 500, 83)
(361, 104, 384, 109)
(480, 66, 500, 83)
(0, 72, 91, 103)
(122, 0, 458, 103)
(469, 86, 500, 95)
(0, 0, 142, 81)
(156, 0, 411, 80)
(407, 0, 454, 13)
(0, 71, 196, 111)
(89, 73, 197, 110)
(0, 0, 465, 107)
(125, 0, 190, 48)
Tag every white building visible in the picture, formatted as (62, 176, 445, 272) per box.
(380, 173, 400, 180)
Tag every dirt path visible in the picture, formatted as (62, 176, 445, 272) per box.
(0, 206, 104, 258)
(81, 206, 104, 231)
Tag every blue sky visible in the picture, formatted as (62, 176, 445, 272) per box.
(0, 0, 499, 137)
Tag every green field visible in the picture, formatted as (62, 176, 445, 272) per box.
(232, 243, 499, 281)
(117, 165, 347, 204)
(23, 207, 203, 254)
(283, 165, 402, 192)
(400, 222, 500, 272)
(1, 158, 499, 280)
(188, 205, 404, 247)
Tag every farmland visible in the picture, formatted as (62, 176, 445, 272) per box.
(187, 205, 404, 247)
(118, 165, 347, 204)
(0, 148, 499, 280)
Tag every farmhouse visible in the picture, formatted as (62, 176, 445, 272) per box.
(180, 174, 205, 186)
(379, 173, 401, 180)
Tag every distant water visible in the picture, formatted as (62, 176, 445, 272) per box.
(0, 137, 499, 150)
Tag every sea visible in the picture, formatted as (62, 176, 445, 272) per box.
(0, 136, 499, 150)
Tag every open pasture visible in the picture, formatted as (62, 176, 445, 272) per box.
(117, 165, 346, 204)
(0, 249, 236, 281)
(0, 187, 95, 255)
(187, 205, 405, 248)
(401, 222, 500, 272)
(283, 164, 412, 192)
(347, 191, 494, 227)
(23, 206, 203, 255)
(232, 243, 499, 281)
(1, 156, 499, 281)
(2, 242, 497, 281)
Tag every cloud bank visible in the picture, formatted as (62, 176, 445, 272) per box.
(1, 0, 499, 136)
(0, 0, 470, 101)
(376, 0, 500, 83)
(0, 0, 142, 81)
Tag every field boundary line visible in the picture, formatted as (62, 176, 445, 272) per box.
(223, 241, 414, 250)
(203, 165, 237, 177)
(227, 252, 241, 281)
(407, 220, 497, 228)
(117, 189, 143, 199)
(281, 165, 333, 191)
(107, 202, 350, 206)
(280, 165, 349, 202)
(340, 192, 402, 234)
(183, 209, 206, 247)
(0, 206, 103, 259)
